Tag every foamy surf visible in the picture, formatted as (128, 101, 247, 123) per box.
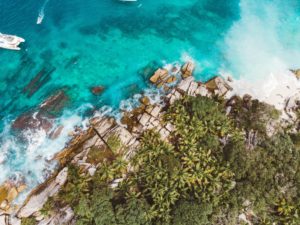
(219, 0, 300, 111)
(0, 106, 91, 203)
(36, 0, 49, 24)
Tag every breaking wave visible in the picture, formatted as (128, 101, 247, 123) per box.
(221, 0, 300, 108)
(0, 106, 91, 202)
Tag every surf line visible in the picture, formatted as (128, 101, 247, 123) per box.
(36, 0, 50, 25)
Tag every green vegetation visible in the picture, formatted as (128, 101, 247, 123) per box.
(38, 95, 300, 225)
(107, 134, 123, 154)
(21, 217, 36, 225)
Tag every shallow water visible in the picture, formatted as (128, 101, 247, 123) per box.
(0, 0, 300, 198)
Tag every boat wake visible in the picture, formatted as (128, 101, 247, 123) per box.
(36, 0, 49, 25)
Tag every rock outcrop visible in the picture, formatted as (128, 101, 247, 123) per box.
(150, 68, 169, 87)
(0, 183, 26, 215)
(181, 62, 195, 79)
(205, 76, 232, 96)
(17, 168, 68, 218)
(7, 60, 295, 224)
(12, 90, 69, 133)
(91, 86, 104, 95)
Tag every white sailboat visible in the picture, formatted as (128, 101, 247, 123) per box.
(0, 33, 25, 50)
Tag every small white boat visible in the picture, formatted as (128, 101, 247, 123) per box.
(0, 33, 25, 50)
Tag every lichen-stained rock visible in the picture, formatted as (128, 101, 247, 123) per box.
(106, 126, 134, 146)
(139, 96, 150, 106)
(124, 140, 140, 160)
(54, 127, 95, 165)
(187, 81, 199, 96)
(82, 134, 99, 150)
(131, 124, 144, 135)
(158, 128, 170, 140)
(195, 84, 209, 96)
(181, 62, 195, 78)
(0, 183, 26, 212)
(139, 113, 151, 126)
(166, 75, 177, 83)
(150, 68, 168, 84)
(177, 76, 194, 92)
(150, 105, 162, 118)
(165, 123, 174, 132)
(92, 117, 116, 137)
(291, 69, 300, 79)
(17, 168, 68, 218)
(169, 90, 183, 104)
(205, 76, 232, 96)
(6, 187, 18, 203)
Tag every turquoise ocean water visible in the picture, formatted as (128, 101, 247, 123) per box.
(1, 0, 300, 198)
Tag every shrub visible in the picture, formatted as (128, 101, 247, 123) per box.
(21, 217, 36, 225)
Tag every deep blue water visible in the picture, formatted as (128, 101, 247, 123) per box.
(1, 0, 300, 198)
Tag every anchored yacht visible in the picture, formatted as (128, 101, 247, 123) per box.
(0, 33, 25, 50)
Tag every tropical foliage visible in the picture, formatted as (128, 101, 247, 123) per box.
(35, 95, 300, 225)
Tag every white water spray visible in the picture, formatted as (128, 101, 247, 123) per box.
(37, 0, 50, 24)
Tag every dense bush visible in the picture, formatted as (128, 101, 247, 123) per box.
(38, 95, 300, 225)
(21, 217, 36, 225)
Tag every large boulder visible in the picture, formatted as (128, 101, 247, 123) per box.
(17, 168, 68, 218)
(139, 96, 150, 106)
(181, 62, 195, 79)
(0, 182, 26, 213)
(150, 69, 169, 84)
(291, 69, 300, 79)
(205, 76, 232, 96)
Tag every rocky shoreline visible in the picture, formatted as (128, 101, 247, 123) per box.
(1, 61, 300, 225)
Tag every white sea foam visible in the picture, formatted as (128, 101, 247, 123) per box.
(0, 106, 91, 203)
(221, 0, 300, 109)
(37, 0, 50, 24)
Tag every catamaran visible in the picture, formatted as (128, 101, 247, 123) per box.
(0, 33, 25, 50)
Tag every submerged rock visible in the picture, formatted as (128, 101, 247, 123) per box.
(91, 86, 104, 95)
(12, 90, 69, 133)
(40, 90, 69, 117)
(12, 112, 53, 133)
(138, 61, 160, 81)
(22, 67, 55, 97)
